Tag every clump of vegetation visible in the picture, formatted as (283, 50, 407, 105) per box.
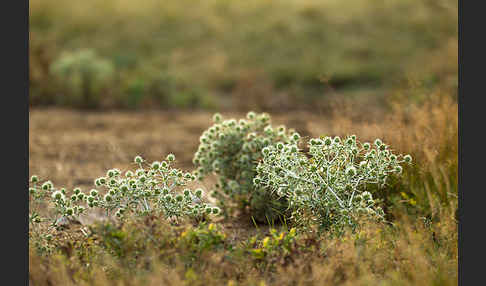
(93, 154, 218, 221)
(50, 49, 114, 108)
(193, 111, 298, 222)
(29, 154, 219, 255)
(254, 135, 412, 235)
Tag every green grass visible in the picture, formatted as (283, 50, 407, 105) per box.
(29, 0, 457, 110)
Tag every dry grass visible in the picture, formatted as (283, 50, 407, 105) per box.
(29, 92, 457, 285)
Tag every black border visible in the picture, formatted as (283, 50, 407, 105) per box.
(3, 0, 29, 284)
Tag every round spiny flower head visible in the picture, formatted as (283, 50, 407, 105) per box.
(109, 178, 117, 186)
(51, 190, 63, 200)
(395, 165, 403, 173)
(73, 188, 81, 195)
(95, 178, 102, 187)
(60, 188, 66, 194)
(136, 169, 145, 176)
(374, 138, 382, 147)
(205, 206, 213, 214)
(212, 207, 220, 215)
(183, 189, 191, 197)
(334, 136, 341, 143)
(166, 154, 176, 162)
(77, 193, 85, 200)
(120, 184, 129, 193)
(30, 175, 38, 183)
(324, 137, 332, 146)
(390, 154, 397, 161)
(264, 125, 273, 134)
(246, 111, 256, 120)
(125, 170, 134, 177)
(292, 132, 301, 141)
(42, 181, 52, 191)
(87, 195, 95, 203)
(346, 137, 354, 145)
(90, 189, 98, 197)
(151, 161, 160, 170)
(276, 142, 284, 150)
(160, 161, 168, 168)
(363, 142, 371, 150)
(253, 177, 262, 185)
(71, 194, 77, 201)
(66, 208, 74, 216)
(175, 194, 183, 202)
(29, 187, 36, 195)
(213, 113, 222, 123)
(262, 147, 271, 157)
(346, 166, 357, 177)
(134, 155, 144, 164)
(290, 145, 298, 153)
(107, 169, 116, 178)
(404, 154, 412, 163)
(379, 144, 387, 151)
(195, 188, 203, 198)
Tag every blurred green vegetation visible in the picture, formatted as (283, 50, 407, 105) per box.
(29, 0, 457, 110)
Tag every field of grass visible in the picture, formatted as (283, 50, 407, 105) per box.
(29, 0, 458, 284)
(29, 0, 457, 110)
(29, 91, 457, 285)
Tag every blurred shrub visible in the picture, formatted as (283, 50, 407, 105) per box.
(50, 49, 114, 108)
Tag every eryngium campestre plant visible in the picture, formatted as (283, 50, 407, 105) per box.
(254, 135, 412, 234)
(93, 154, 217, 221)
(193, 111, 300, 222)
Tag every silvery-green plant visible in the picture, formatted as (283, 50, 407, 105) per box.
(93, 154, 218, 221)
(254, 135, 412, 234)
(29, 176, 87, 228)
(193, 111, 299, 221)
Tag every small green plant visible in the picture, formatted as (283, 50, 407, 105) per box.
(193, 111, 299, 222)
(254, 135, 412, 235)
(249, 227, 297, 260)
(50, 49, 114, 108)
(93, 154, 218, 222)
(28, 154, 218, 252)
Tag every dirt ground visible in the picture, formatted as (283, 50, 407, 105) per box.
(29, 108, 341, 193)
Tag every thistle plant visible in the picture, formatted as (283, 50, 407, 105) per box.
(254, 135, 412, 234)
(92, 154, 218, 222)
(29, 176, 87, 228)
(193, 111, 299, 222)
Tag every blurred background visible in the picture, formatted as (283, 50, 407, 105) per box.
(29, 0, 458, 219)
(30, 0, 457, 112)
